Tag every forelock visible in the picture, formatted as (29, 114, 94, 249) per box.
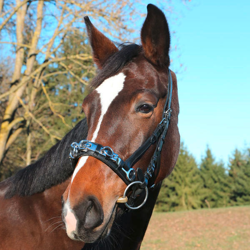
(90, 43, 142, 89)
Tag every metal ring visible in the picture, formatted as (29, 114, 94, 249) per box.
(122, 181, 148, 210)
(101, 146, 114, 158)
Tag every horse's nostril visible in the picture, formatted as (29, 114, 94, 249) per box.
(84, 198, 104, 229)
(88, 203, 93, 212)
(73, 232, 78, 239)
(74, 196, 104, 231)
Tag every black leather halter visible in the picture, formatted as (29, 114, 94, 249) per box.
(69, 69, 173, 209)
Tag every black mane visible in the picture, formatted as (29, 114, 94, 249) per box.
(90, 43, 141, 89)
(5, 118, 88, 198)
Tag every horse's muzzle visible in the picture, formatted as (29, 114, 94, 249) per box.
(62, 196, 105, 243)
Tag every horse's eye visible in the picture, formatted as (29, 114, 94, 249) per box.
(136, 104, 154, 113)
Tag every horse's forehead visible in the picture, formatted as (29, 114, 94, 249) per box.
(92, 73, 126, 139)
(95, 72, 126, 98)
(123, 59, 164, 89)
(88, 59, 165, 108)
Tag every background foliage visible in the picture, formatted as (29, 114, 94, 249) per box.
(156, 144, 250, 211)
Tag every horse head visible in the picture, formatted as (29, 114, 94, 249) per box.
(62, 4, 180, 243)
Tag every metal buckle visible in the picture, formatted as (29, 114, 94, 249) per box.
(69, 142, 80, 159)
(99, 146, 122, 167)
(121, 168, 136, 182)
(164, 108, 172, 119)
(100, 146, 114, 158)
(69, 140, 97, 159)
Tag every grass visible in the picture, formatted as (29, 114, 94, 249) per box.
(141, 206, 250, 250)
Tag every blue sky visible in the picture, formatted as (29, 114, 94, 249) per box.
(138, 0, 250, 165)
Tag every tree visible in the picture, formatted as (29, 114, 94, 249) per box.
(199, 147, 230, 208)
(0, 0, 139, 168)
(228, 148, 250, 206)
(156, 143, 204, 212)
(1, 31, 94, 176)
(0, 57, 14, 124)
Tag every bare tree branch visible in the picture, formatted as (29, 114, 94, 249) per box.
(18, 96, 61, 141)
(0, 0, 4, 14)
(0, 0, 30, 31)
(41, 83, 71, 129)
(0, 54, 92, 100)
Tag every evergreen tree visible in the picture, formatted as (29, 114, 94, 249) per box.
(228, 148, 250, 206)
(199, 147, 230, 208)
(156, 143, 204, 212)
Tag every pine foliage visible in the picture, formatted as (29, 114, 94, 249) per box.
(156, 143, 204, 211)
(199, 147, 230, 208)
(228, 149, 250, 205)
(156, 144, 250, 212)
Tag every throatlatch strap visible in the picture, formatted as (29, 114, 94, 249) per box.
(124, 121, 165, 168)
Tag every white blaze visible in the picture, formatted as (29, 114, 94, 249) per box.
(64, 199, 77, 239)
(71, 73, 126, 183)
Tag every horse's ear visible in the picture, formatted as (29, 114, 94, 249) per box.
(84, 16, 118, 69)
(141, 4, 170, 67)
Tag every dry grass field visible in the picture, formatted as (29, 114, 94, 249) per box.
(141, 206, 250, 250)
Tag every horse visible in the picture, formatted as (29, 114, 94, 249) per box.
(0, 4, 180, 250)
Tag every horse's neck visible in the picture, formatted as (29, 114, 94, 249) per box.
(0, 178, 86, 250)
(45, 178, 69, 195)
(0, 177, 70, 214)
(30, 180, 71, 225)
(0, 178, 69, 238)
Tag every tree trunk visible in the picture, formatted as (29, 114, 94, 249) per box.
(0, 0, 44, 164)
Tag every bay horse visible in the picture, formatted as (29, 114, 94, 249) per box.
(0, 4, 179, 250)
